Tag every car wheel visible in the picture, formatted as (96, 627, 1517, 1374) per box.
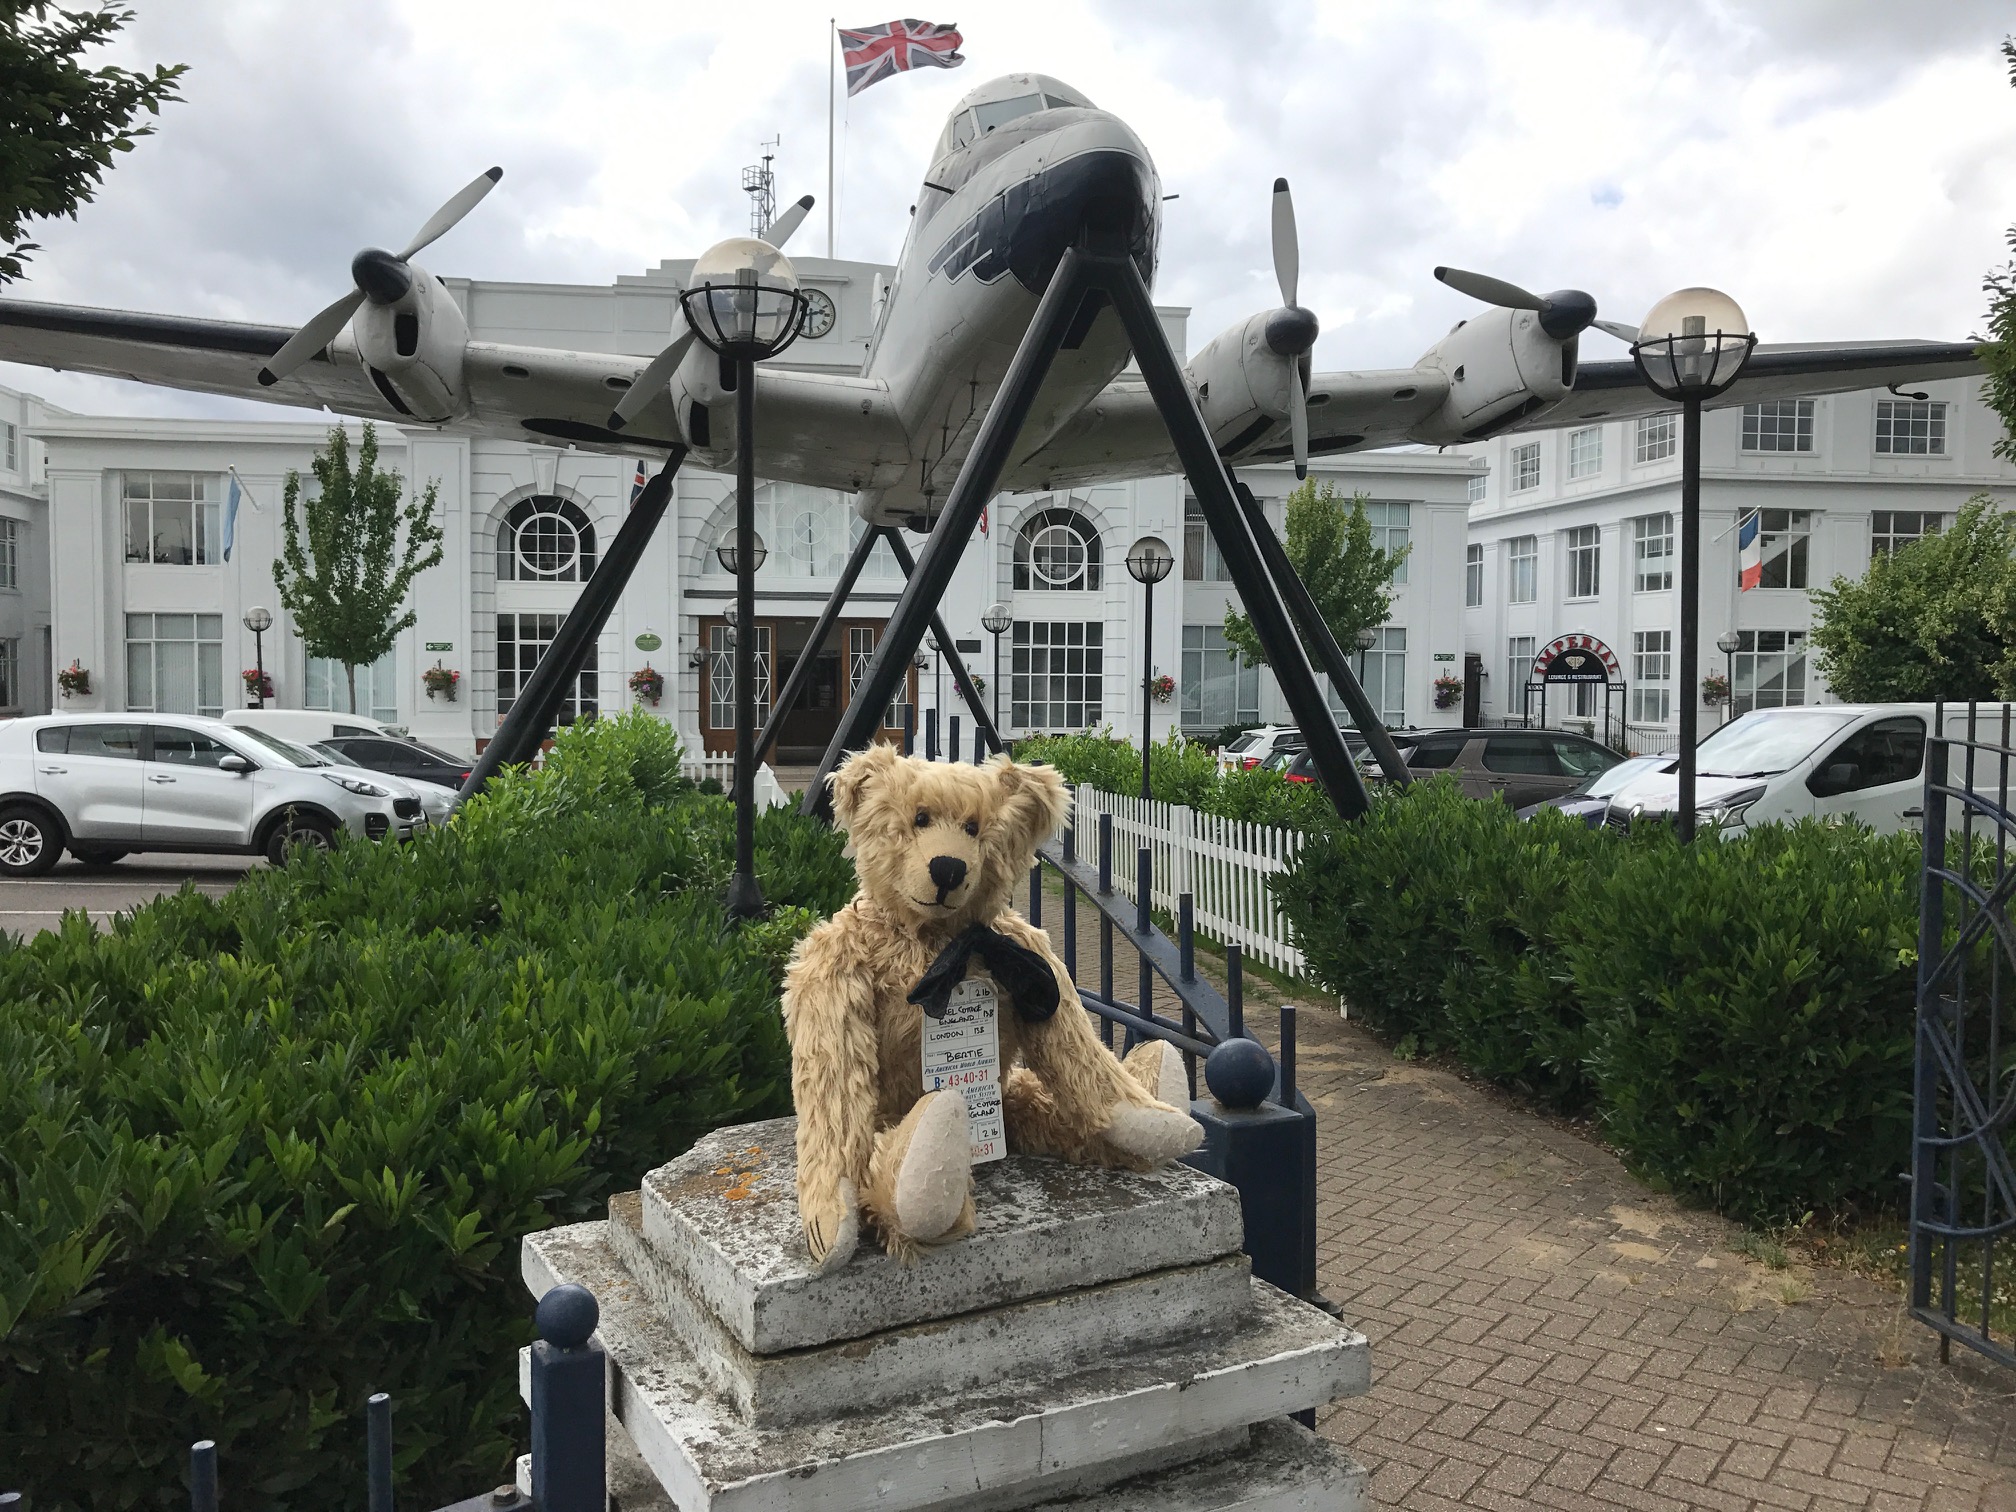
(69, 848, 128, 869)
(266, 813, 336, 867)
(0, 804, 63, 878)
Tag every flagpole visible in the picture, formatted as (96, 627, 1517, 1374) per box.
(827, 19, 836, 258)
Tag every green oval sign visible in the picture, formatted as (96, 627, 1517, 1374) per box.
(634, 632, 663, 652)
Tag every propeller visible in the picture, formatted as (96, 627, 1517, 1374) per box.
(258, 167, 503, 386)
(1432, 265, 1601, 341)
(608, 193, 816, 433)
(1266, 178, 1320, 479)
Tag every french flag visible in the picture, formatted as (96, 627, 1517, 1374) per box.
(1737, 510, 1762, 591)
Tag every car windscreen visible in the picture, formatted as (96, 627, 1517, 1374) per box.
(1573, 755, 1665, 799)
(1694, 711, 1857, 778)
(229, 725, 324, 768)
(1225, 733, 1257, 753)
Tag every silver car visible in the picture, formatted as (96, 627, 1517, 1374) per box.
(0, 712, 422, 877)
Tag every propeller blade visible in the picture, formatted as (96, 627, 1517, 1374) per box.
(607, 326, 698, 431)
(1271, 177, 1298, 309)
(397, 166, 504, 261)
(258, 288, 366, 386)
(1595, 319, 1640, 343)
(1288, 362, 1309, 481)
(766, 194, 816, 249)
(1433, 266, 1542, 311)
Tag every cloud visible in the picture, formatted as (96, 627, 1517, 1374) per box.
(4, 0, 2013, 419)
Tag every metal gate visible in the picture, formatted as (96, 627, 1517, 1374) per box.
(1912, 703, 2016, 1368)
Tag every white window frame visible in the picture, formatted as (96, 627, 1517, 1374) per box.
(306, 649, 398, 723)
(1565, 525, 1600, 599)
(1464, 543, 1483, 608)
(1632, 513, 1673, 592)
(0, 636, 16, 712)
(1634, 413, 1677, 464)
(125, 613, 225, 717)
(1510, 443, 1541, 492)
(0, 420, 15, 472)
(1507, 536, 1537, 604)
(0, 516, 15, 590)
(1741, 400, 1815, 454)
(1566, 427, 1603, 480)
(1874, 399, 1947, 456)
(1181, 623, 1259, 729)
(1362, 500, 1410, 585)
(1870, 510, 1945, 558)
(1467, 473, 1486, 504)
(1011, 620, 1103, 731)
(1630, 630, 1671, 725)
(1506, 636, 1536, 716)
(1360, 626, 1406, 727)
(502, 611, 602, 726)
(1182, 493, 1234, 583)
(1733, 630, 1808, 713)
(122, 472, 219, 566)
(1745, 509, 1813, 590)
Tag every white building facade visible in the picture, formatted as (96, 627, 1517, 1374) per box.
(1460, 377, 2016, 752)
(0, 384, 59, 718)
(22, 254, 1479, 760)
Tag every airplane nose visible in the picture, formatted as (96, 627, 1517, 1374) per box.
(928, 855, 968, 900)
(975, 116, 1157, 293)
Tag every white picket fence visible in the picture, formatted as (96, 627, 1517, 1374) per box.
(681, 753, 736, 787)
(1068, 785, 1307, 980)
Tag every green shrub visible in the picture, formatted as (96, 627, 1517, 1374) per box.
(0, 711, 854, 1510)
(1015, 728, 1334, 828)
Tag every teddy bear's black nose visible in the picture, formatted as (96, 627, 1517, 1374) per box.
(927, 855, 968, 900)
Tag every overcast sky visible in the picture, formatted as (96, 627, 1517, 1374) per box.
(5, 0, 2013, 422)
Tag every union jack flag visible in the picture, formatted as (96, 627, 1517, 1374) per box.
(629, 461, 648, 509)
(839, 19, 964, 97)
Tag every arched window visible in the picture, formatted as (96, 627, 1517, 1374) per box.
(497, 496, 597, 582)
(1013, 505, 1101, 591)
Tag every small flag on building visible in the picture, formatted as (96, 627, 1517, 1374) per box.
(840, 20, 964, 97)
(223, 473, 242, 561)
(1737, 509, 1762, 591)
(630, 461, 649, 509)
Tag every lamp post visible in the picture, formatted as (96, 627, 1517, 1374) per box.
(1125, 535, 1174, 800)
(1716, 629, 1741, 727)
(1630, 289, 1756, 842)
(242, 606, 272, 707)
(683, 238, 807, 919)
(982, 603, 1011, 744)
(1355, 624, 1378, 694)
(925, 634, 944, 758)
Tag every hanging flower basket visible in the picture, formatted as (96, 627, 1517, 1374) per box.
(960, 674, 986, 702)
(1701, 672, 1731, 707)
(241, 668, 274, 699)
(56, 660, 90, 699)
(629, 663, 665, 706)
(423, 662, 461, 702)
(1150, 673, 1175, 704)
(1432, 672, 1464, 710)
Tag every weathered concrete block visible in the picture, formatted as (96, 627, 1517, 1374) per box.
(1018, 1419, 1368, 1512)
(606, 1191, 1255, 1426)
(640, 1118, 1246, 1354)
(523, 1219, 1368, 1512)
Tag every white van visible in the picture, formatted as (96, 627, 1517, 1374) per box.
(1606, 703, 2015, 836)
(223, 709, 407, 743)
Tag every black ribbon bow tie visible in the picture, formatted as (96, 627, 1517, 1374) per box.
(908, 923, 1061, 1023)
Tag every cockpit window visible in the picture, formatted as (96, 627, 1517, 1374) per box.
(971, 93, 1047, 134)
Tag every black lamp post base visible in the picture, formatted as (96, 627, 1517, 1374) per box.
(723, 871, 768, 923)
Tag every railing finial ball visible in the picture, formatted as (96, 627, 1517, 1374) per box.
(1204, 1037, 1275, 1110)
(535, 1282, 599, 1349)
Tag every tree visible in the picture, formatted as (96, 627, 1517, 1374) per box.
(1808, 497, 2016, 702)
(274, 424, 444, 714)
(0, 4, 186, 282)
(1222, 479, 1409, 672)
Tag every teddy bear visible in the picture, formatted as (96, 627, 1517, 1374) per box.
(781, 744, 1203, 1272)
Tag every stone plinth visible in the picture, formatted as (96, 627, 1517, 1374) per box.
(521, 1116, 1370, 1512)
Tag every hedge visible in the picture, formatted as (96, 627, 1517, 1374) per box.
(1014, 729, 1333, 827)
(0, 711, 852, 1510)
(1274, 780, 1924, 1225)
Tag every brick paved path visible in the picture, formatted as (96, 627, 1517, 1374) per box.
(1030, 886, 2016, 1512)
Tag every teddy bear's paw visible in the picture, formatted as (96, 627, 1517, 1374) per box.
(1123, 1038, 1192, 1108)
(894, 1091, 972, 1242)
(1102, 1102, 1205, 1165)
(803, 1177, 860, 1275)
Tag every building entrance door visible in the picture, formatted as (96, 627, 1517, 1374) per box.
(698, 616, 915, 757)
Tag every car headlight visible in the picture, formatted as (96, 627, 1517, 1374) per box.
(1697, 784, 1766, 825)
(323, 772, 390, 798)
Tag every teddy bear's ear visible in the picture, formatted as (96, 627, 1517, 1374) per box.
(830, 742, 900, 829)
(991, 757, 1070, 854)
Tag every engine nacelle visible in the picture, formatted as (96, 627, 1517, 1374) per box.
(1412, 307, 1576, 445)
(350, 264, 469, 423)
(1185, 312, 1300, 449)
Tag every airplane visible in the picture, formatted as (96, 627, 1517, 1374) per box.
(0, 71, 1984, 536)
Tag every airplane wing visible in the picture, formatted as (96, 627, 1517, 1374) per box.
(1499, 338, 1986, 431)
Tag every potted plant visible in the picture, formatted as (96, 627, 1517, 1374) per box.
(959, 674, 986, 702)
(1701, 671, 1731, 707)
(1432, 672, 1464, 710)
(629, 663, 665, 706)
(56, 660, 90, 699)
(1150, 673, 1175, 704)
(423, 662, 461, 702)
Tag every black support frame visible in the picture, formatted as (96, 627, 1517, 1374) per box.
(803, 246, 1369, 821)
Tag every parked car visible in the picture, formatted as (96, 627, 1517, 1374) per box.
(1602, 703, 1968, 836)
(297, 740, 459, 827)
(314, 734, 473, 792)
(1219, 725, 1302, 773)
(1516, 753, 1671, 827)
(222, 708, 408, 742)
(1284, 727, 1624, 806)
(0, 713, 425, 877)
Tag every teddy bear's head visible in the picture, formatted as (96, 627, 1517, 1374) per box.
(829, 745, 1069, 932)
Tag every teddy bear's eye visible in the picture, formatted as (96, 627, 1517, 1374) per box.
(963, 819, 979, 838)
(914, 809, 931, 829)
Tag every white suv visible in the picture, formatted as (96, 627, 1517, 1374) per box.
(0, 713, 424, 877)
